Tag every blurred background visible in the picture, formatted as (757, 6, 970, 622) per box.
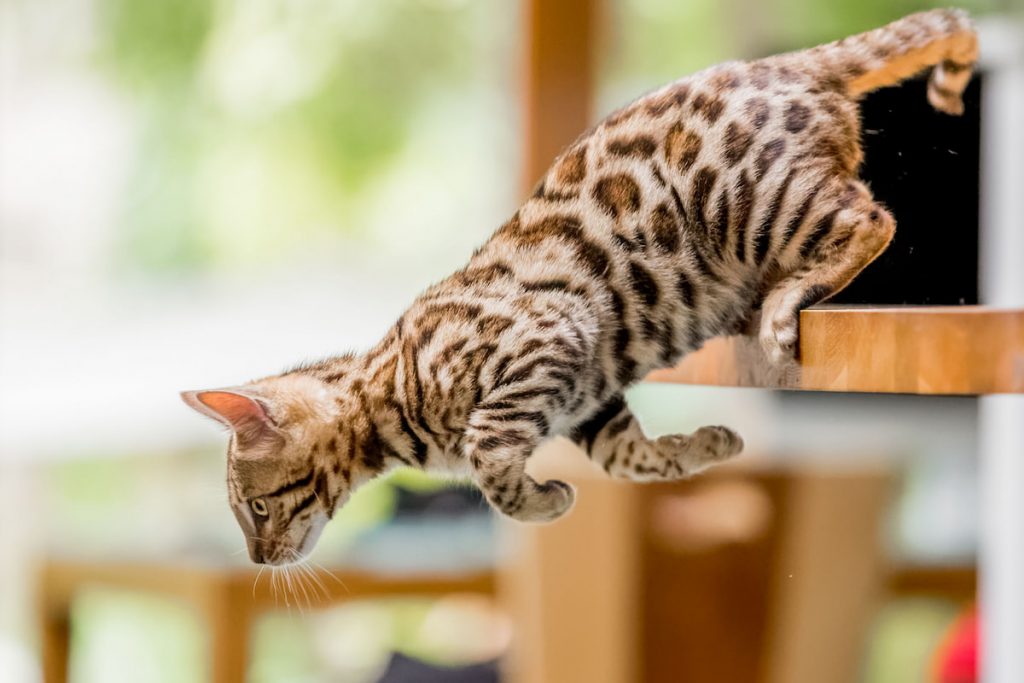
(1, 0, 1021, 681)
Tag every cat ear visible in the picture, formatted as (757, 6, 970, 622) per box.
(181, 388, 280, 449)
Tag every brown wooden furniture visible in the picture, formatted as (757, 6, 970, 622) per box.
(38, 559, 494, 683)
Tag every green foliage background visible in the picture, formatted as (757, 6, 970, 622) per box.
(93, 0, 510, 272)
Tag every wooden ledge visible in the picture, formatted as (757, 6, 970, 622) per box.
(648, 306, 1024, 395)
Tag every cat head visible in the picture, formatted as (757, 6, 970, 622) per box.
(181, 374, 346, 565)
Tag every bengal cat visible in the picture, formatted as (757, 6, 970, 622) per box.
(183, 10, 976, 565)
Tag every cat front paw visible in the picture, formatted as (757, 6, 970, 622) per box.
(492, 478, 575, 523)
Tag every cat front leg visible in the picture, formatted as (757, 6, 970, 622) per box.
(464, 407, 574, 523)
(572, 395, 743, 481)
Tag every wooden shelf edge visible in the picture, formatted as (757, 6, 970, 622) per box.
(647, 305, 1024, 395)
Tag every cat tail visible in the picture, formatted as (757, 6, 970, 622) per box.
(811, 9, 978, 115)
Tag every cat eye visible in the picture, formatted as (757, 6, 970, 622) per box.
(250, 498, 269, 517)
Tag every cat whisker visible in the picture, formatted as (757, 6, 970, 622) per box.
(310, 558, 348, 594)
(295, 555, 329, 602)
(294, 566, 310, 614)
(283, 564, 299, 614)
(253, 564, 266, 600)
(279, 565, 290, 611)
(303, 562, 330, 601)
(271, 567, 280, 607)
(291, 562, 313, 612)
(303, 572, 316, 611)
(288, 550, 320, 608)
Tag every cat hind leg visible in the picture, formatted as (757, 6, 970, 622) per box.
(760, 180, 895, 365)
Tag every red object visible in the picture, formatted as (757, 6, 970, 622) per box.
(932, 606, 979, 683)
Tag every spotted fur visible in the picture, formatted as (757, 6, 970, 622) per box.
(183, 10, 977, 562)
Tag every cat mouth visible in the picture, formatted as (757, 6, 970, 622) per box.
(247, 538, 299, 566)
(253, 546, 304, 566)
(255, 516, 327, 565)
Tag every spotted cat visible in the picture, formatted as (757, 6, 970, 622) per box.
(183, 10, 976, 565)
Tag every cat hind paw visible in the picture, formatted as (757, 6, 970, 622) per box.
(760, 313, 799, 366)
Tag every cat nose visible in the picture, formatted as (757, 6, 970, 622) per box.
(249, 544, 267, 564)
